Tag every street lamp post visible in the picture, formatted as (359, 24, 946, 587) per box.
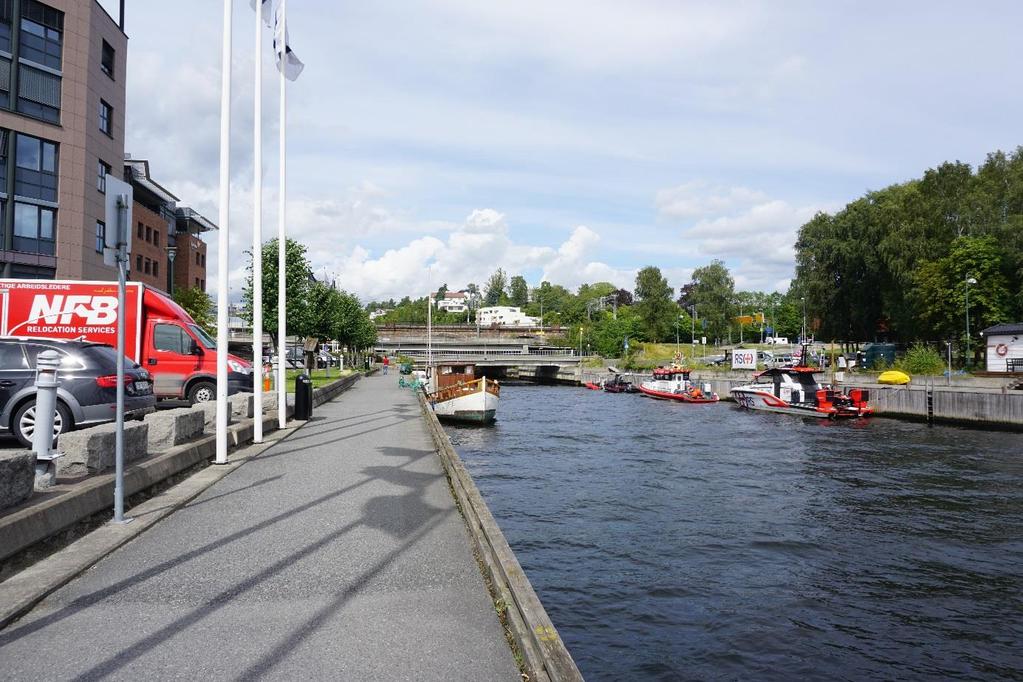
(690, 305, 696, 364)
(801, 296, 806, 344)
(965, 276, 977, 365)
(165, 244, 177, 296)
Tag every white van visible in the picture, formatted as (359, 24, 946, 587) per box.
(765, 336, 789, 345)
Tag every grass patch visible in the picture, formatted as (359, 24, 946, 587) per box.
(284, 368, 356, 388)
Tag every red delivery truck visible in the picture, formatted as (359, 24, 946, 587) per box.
(0, 280, 253, 403)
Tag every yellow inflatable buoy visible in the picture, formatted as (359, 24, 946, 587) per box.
(877, 370, 910, 385)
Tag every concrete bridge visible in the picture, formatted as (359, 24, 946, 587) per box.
(374, 338, 582, 382)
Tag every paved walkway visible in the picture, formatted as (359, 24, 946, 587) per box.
(0, 375, 519, 680)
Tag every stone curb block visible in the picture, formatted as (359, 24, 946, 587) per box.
(145, 408, 205, 453)
(416, 391, 583, 682)
(56, 421, 149, 478)
(0, 452, 34, 513)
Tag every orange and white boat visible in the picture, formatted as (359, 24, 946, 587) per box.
(638, 366, 719, 403)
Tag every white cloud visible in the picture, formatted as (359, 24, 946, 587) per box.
(656, 182, 769, 220)
(656, 181, 835, 291)
(308, 211, 636, 302)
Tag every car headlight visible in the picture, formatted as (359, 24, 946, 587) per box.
(228, 359, 251, 374)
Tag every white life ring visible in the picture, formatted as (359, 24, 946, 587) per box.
(995, 343, 1009, 357)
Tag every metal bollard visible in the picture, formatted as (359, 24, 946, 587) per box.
(33, 350, 63, 487)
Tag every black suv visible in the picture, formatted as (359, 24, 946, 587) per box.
(0, 338, 156, 447)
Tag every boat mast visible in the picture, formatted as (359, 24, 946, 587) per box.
(427, 293, 433, 375)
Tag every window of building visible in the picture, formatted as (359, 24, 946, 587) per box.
(136, 222, 143, 239)
(196, 251, 200, 266)
(145, 225, 151, 242)
(99, 99, 112, 135)
(95, 220, 105, 253)
(0, 1, 13, 54)
(143, 258, 150, 275)
(100, 39, 114, 78)
(19, 1, 62, 70)
(0, 130, 7, 188)
(12, 201, 54, 254)
(201, 254, 206, 267)
(135, 254, 141, 271)
(195, 278, 200, 288)
(17, 64, 60, 123)
(14, 133, 57, 202)
(10, 264, 54, 279)
(97, 159, 110, 193)
(153, 261, 159, 278)
(153, 230, 160, 247)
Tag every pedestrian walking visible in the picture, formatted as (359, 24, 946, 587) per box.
(382, 355, 389, 375)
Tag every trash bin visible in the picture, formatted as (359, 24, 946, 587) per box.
(294, 373, 313, 420)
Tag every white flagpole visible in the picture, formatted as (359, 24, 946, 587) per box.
(252, 0, 263, 443)
(215, 0, 233, 466)
(276, 0, 287, 430)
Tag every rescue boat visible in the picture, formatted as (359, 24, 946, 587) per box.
(730, 363, 871, 419)
(638, 366, 719, 403)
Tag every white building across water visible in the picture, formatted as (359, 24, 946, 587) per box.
(980, 323, 1023, 373)
(476, 306, 539, 327)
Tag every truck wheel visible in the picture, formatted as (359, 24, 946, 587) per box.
(13, 399, 73, 449)
(187, 381, 216, 404)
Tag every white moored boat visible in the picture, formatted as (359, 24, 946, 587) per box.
(426, 362, 500, 424)
(730, 364, 872, 419)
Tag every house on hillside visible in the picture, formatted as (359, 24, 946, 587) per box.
(436, 291, 469, 314)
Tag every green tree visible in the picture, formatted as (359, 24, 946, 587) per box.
(484, 269, 508, 306)
(509, 275, 529, 307)
(688, 260, 735, 343)
(242, 237, 313, 338)
(634, 266, 675, 341)
(911, 235, 1010, 347)
(173, 286, 214, 335)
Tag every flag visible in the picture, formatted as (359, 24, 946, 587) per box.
(249, 0, 273, 28)
(273, 0, 304, 81)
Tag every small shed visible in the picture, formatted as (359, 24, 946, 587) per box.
(980, 323, 1023, 372)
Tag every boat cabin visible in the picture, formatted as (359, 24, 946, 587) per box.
(753, 367, 824, 405)
(432, 363, 477, 390)
(648, 366, 692, 390)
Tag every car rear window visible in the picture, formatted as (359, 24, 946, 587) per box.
(80, 344, 127, 371)
(23, 344, 87, 371)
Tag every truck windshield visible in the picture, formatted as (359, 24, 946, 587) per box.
(190, 325, 217, 350)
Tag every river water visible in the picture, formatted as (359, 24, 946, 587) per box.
(444, 384, 1023, 681)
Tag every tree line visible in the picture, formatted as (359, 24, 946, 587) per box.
(793, 147, 1023, 355)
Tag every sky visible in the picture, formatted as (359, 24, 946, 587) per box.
(99, 0, 1023, 303)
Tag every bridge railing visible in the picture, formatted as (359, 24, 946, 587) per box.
(377, 348, 577, 358)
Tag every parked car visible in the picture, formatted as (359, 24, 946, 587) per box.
(771, 354, 797, 367)
(0, 337, 155, 447)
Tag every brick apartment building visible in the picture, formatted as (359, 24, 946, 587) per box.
(0, 0, 126, 280)
(124, 157, 211, 295)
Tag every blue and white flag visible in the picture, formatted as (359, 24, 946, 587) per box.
(273, 0, 305, 81)
(249, 0, 273, 27)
